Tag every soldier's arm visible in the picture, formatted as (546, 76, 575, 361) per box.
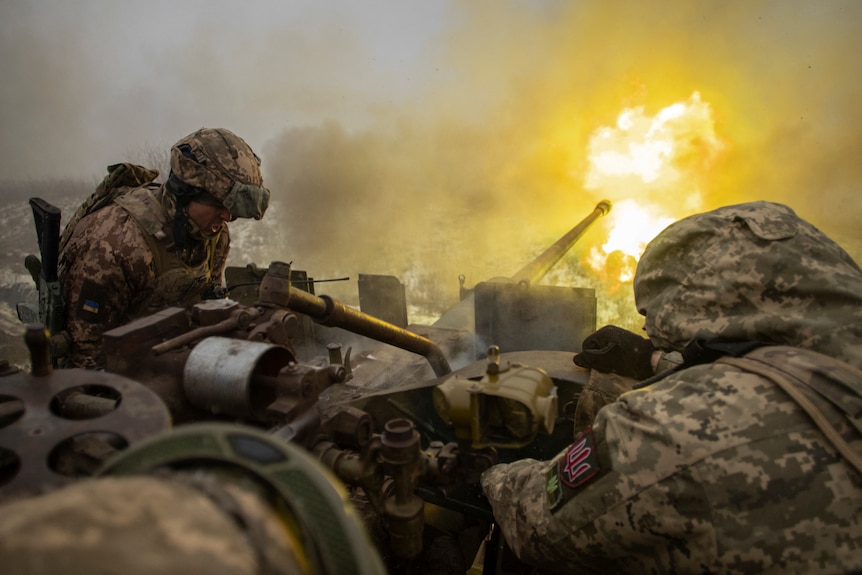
(61, 206, 155, 368)
(481, 427, 621, 571)
(481, 392, 691, 572)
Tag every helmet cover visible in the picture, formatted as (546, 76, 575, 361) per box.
(170, 128, 269, 219)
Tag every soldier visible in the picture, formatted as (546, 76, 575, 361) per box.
(59, 127, 269, 369)
(481, 201, 862, 573)
(0, 424, 387, 574)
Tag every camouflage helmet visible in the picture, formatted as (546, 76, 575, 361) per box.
(633, 201, 862, 368)
(170, 127, 270, 219)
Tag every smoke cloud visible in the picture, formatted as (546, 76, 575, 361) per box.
(259, 1, 862, 316)
(3, 1, 861, 324)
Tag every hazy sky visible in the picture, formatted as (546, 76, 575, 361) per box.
(2, 0, 861, 314)
(0, 0, 453, 179)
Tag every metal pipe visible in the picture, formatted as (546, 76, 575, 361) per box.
(284, 288, 452, 377)
(312, 440, 365, 484)
(152, 308, 261, 355)
(380, 419, 424, 560)
(434, 200, 612, 331)
(511, 199, 612, 286)
(271, 407, 321, 445)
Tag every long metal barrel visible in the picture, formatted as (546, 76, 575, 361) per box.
(434, 199, 612, 331)
(277, 284, 452, 377)
(511, 199, 612, 286)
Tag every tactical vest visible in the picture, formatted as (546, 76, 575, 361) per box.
(627, 339, 862, 475)
(717, 345, 862, 476)
(113, 186, 222, 317)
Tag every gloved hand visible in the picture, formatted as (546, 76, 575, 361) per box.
(573, 325, 655, 380)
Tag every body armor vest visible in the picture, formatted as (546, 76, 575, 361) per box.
(639, 338, 862, 474)
(717, 345, 862, 475)
(113, 186, 222, 317)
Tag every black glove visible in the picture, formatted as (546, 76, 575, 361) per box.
(573, 325, 655, 380)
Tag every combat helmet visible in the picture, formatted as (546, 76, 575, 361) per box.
(169, 127, 270, 220)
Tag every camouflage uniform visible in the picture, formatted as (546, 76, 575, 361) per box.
(59, 188, 230, 368)
(59, 128, 269, 369)
(0, 475, 306, 575)
(482, 201, 862, 573)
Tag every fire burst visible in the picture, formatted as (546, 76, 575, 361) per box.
(587, 199, 675, 281)
(584, 91, 723, 282)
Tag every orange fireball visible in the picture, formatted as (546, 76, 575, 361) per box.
(584, 92, 724, 282)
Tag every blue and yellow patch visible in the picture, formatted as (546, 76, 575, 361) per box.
(78, 279, 109, 324)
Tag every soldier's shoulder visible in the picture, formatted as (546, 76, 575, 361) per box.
(74, 202, 138, 236)
(64, 203, 153, 266)
(615, 363, 786, 442)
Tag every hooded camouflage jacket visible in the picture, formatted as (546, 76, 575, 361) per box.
(59, 184, 229, 369)
(482, 201, 862, 574)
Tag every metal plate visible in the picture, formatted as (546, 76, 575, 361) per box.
(0, 368, 171, 503)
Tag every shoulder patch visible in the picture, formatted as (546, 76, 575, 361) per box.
(545, 428, 601, 511)
(561, 429, 600, 487)
(77, 279, 110, 324)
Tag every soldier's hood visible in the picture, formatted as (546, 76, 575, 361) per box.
(634, 201, 862, 369)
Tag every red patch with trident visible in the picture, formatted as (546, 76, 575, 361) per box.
(560, 428, 599, 488)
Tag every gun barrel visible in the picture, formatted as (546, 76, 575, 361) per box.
(280, 283, 452, 378)
(433, 200, 612, 333)
(511, 199, 612, 286)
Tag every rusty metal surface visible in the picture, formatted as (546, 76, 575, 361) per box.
(0, 367, 171, 503)
(183, 337, 294, 420)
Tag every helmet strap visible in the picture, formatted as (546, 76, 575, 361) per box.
(166, 171, 205, 253)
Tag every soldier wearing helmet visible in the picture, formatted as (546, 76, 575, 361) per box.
(481, 201, 862, 573)
(59, 127, 270, 369)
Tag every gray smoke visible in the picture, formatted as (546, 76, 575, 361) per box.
(3, 1, 860, 323)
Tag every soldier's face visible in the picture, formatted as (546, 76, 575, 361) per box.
(187, 200, 232, 235)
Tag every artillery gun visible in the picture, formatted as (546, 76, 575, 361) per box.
(0, 200, 611, 573)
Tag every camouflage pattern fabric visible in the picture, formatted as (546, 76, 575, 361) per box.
(572, 370, 639, 436)
(635, 200, 862, 366)
(59, 185, 229, 369)
(574, 351, 682, 437)
(573, 353, 683, 435)
(0, 475, 305, 575)
(58, 163, 160, 257)
(171, 128, 264, 197)
(653, 349, 683, 374)
(482, 201, 862, 573)
(171, 127, 270, 220)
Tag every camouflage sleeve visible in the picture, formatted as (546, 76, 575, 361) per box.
(480, 430, 623, 572)
(60, 205, 156, 368)
(0, 476, 262, 575)
(573, 370, 640, 435)
(482, 364, 862, 573)
(654, 350, 683, 374)
(480, 458, 558, 562)
(481, 369, 732, 572)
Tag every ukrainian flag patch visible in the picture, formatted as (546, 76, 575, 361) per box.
(78, 279, 109, 324)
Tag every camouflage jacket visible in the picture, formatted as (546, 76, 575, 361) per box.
(482, 202, 862, 573)
(59, 184, 230, 369)
(0, 475, 302, 575)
